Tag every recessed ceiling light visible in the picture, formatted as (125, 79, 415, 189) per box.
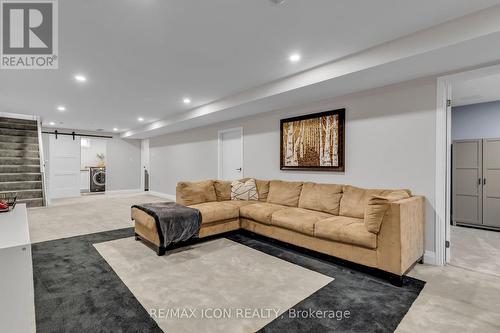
(49, 121, 55, 126)
(74, 74, 87, 82)
(289, 53, 301, 63)
(138, 117, 144, 122)
(113, 128, 118, 131)
(183, 98, 191, 104)
(57, 106, 66, 111)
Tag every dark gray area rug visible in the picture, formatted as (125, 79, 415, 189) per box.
(32, 228, 162, 333)
(227, 233, 425, 333)
(33, 228, 424, 333)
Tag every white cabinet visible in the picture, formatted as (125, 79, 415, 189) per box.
(453, 139, 500, 228)
(0, 204, 36, 333)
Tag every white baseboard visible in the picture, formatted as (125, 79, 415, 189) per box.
(148, 191, 176, 201)
(104, 189, 142, 196)
(423, 250, 437, 265)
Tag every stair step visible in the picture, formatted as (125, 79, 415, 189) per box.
(0, 165, 40, 173)
(0, 135, 38, 144)
(0, 117, 37, 125)
(0, 128, 38, 137)
(0, 173, 41, 182)
(0, 122, 38, 131)
(0, 157, 40, 165)
(0, 142, 39, 151)
(20, 198, 44, 208)
(0, 181, 42, 191)
(0, 149, 39, 158)
(0, 189, 42, 199)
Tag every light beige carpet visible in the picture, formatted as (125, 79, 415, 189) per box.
(397, 264, 500, 333)
(95, 237, 333, 333)
(450, 225, 500, 278)
(28, 193, 164, 243)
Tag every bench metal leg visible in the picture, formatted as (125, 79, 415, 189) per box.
(135, 232, 166, 256)
(157, 247, 166, 256)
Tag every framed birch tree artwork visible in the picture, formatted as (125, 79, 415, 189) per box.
(280, 109, 345, 171)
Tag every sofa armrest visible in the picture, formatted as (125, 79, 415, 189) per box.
(376, 196, 425, 275)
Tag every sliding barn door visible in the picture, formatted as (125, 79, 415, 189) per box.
(452, 140, 482, 225)
(48, 135, 81, 199)
(482, 139, 500, 228)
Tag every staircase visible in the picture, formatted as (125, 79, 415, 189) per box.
(0, 117, 45, 208)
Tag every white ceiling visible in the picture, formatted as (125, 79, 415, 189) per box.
(1, 0, 500, 134)
(453, 72, 500, 106)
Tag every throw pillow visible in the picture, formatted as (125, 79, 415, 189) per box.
(214, 180, 231, 201)
(364, 190, 410, 234)
(231, 179, 259, 201)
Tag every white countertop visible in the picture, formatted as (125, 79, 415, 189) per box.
(0, 204, 30, 250)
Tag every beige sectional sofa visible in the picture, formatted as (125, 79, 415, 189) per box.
(132, 179, 425, 280)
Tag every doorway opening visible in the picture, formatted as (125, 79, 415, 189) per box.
(438, 64, 500, 277)
(80, 138, 107, 194)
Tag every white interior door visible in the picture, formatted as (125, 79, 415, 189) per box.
(219, 128, 243, 180)
(48, 135, 81, 199)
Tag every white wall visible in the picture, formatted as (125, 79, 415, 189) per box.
(140, 139, 150, 191)
(80, 138, 107, 169)
(105, 137, 141, 191)
(149, 78, 437, 252)
(452, 101, 500, 140)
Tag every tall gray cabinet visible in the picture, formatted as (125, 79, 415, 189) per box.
(452, 139, 500, 228)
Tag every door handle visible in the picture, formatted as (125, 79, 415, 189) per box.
(479, 178, 481, 185)
(236, 168, 242, 172)
(483, 178, 486, 185)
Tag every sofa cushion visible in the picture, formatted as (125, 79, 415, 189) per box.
(231, 179, 259, 201)
(314, 216, 377, 249)
(214, 180, 231, 201)
(298, 182, 343, 215)
(364, 190, 410, 234)
(256, 179, 270, 202)
(240, 202, 288, 225)
(266, 180, 303, 207)
(271, 208, 333, 236)
(188, 202, 239, 224)
(176, 180, 217, 206)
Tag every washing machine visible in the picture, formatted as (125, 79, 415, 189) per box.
(90, 167, 106, 192)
